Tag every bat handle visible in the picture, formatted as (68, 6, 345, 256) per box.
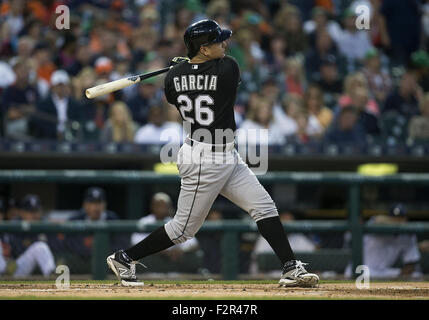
(139, 66, 172, 81)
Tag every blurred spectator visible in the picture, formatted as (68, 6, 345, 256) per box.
(344, 204, 423, 279)
(274, 93, 323, 138)
(70, 67, 103, 140)
(137, 4, 161, 35)
(134, 105, 183, 144)
(383, 72, 422, 119)
(273, 94, 301, 137)
(126, 77, 163, 126)
(316, 55, 343, 109)
(324, 107, 367, 147)
(286, 110, 316, 144)
(362, 48, 393, 104)
(305, 29, 345, 83)
(94, 56, 114, 80)
(273, 5, 308, 55)
(65, 42, 94, 77)
(31, 70, 82, 141)
(237, 97, 285, 145)
(339, 72, 379, 115)
(206, 0, 232, 24)
(1, 59, 38, 140)
(4, 198, 19, 221)
(1, 194, 56, 278)
(2, 0, 25, 37)
(131, 192, 199, 263)
(331, 8, 373, 70)
(347, 87, 380, 136)
(32, 42, 57, 99)
(72, 67, 97, 102)
(303, 6, 342, 48)
(304, 83, 333, 131)
(379, 0, 421, 66)
(197, 208, 224, 274)
(164, 7, 196, 42)
(250, 210, 318, 274)
(228, 27, 264, 72)
(264, 34, 288, 72)
(82, 77, 112, 136)
(423, 0, 429, 49)
(260, 78, 281, 109)
(110, 58, 135, 100)
(63, 187, 121, 259)
(70, 187, 118, 222)
(100, 101, 136, 143)
(15, 36, 36, 64)
(409, 50, 429, 92)
(284, 57, 306, 96)
(0, 61, 15, 92)
(408, 93, 429, 142)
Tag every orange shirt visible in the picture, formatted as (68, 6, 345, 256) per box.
(38, 63, 56, 83)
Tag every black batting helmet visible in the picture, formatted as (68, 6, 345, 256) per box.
(183, 19, 232, 58)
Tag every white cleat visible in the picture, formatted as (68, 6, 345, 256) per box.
(279, 260, 319, 288)
(106, 250, 145, 287)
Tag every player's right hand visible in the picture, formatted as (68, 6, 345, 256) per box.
(170, 56, 190, 67)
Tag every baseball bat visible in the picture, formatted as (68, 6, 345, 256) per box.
(85, 66, 172, 99)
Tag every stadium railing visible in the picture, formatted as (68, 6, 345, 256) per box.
(1, 170, 429, 280)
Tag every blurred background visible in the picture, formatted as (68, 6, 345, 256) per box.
(0, 0, 429, 281)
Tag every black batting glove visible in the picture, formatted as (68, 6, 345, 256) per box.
(170, 56, 190, 67)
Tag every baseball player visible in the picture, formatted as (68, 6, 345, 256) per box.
(107, 19, 319, 288)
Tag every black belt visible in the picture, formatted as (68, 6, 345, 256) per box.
(185, 138, 235, 152)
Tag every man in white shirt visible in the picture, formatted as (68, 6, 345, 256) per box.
(131, 193, 199, 260)
(344, 204, 422, 279)
(50, 71, 70, 134)
(31, 70, 82, 140)
(331, 8, 373, 69)
(134, 106, 183, 144)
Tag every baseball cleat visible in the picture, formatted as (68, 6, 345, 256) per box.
(279, 260, 319, 288)
(107, 250, 145, 287)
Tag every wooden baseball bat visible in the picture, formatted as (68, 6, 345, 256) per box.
(85, 66, 172, 99)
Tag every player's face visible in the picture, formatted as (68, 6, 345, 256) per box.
(84, 201, 105, 221)
(152, 200, 170, 220)
(204, 41, 227, 59)
(20, 210, 41, 221)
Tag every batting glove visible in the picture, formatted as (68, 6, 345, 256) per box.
(170, 56, 190, 67)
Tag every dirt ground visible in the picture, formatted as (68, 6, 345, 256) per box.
(0, 282, 428, 299)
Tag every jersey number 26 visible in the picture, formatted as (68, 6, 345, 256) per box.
(177, 94, 214, 126)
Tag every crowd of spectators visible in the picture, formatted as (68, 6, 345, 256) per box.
(1, 0, 429, 149)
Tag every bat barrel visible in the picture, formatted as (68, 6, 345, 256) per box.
(85, 66, 172, 99)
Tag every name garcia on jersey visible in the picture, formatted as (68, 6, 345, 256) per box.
(173, 75, 218, 92)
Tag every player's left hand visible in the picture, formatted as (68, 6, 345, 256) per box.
(170, 56, 190, 67)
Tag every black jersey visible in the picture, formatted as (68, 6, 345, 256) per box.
(164, 55, 240, 144)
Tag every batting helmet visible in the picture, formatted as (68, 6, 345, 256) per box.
(183, 19, 232, 58)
